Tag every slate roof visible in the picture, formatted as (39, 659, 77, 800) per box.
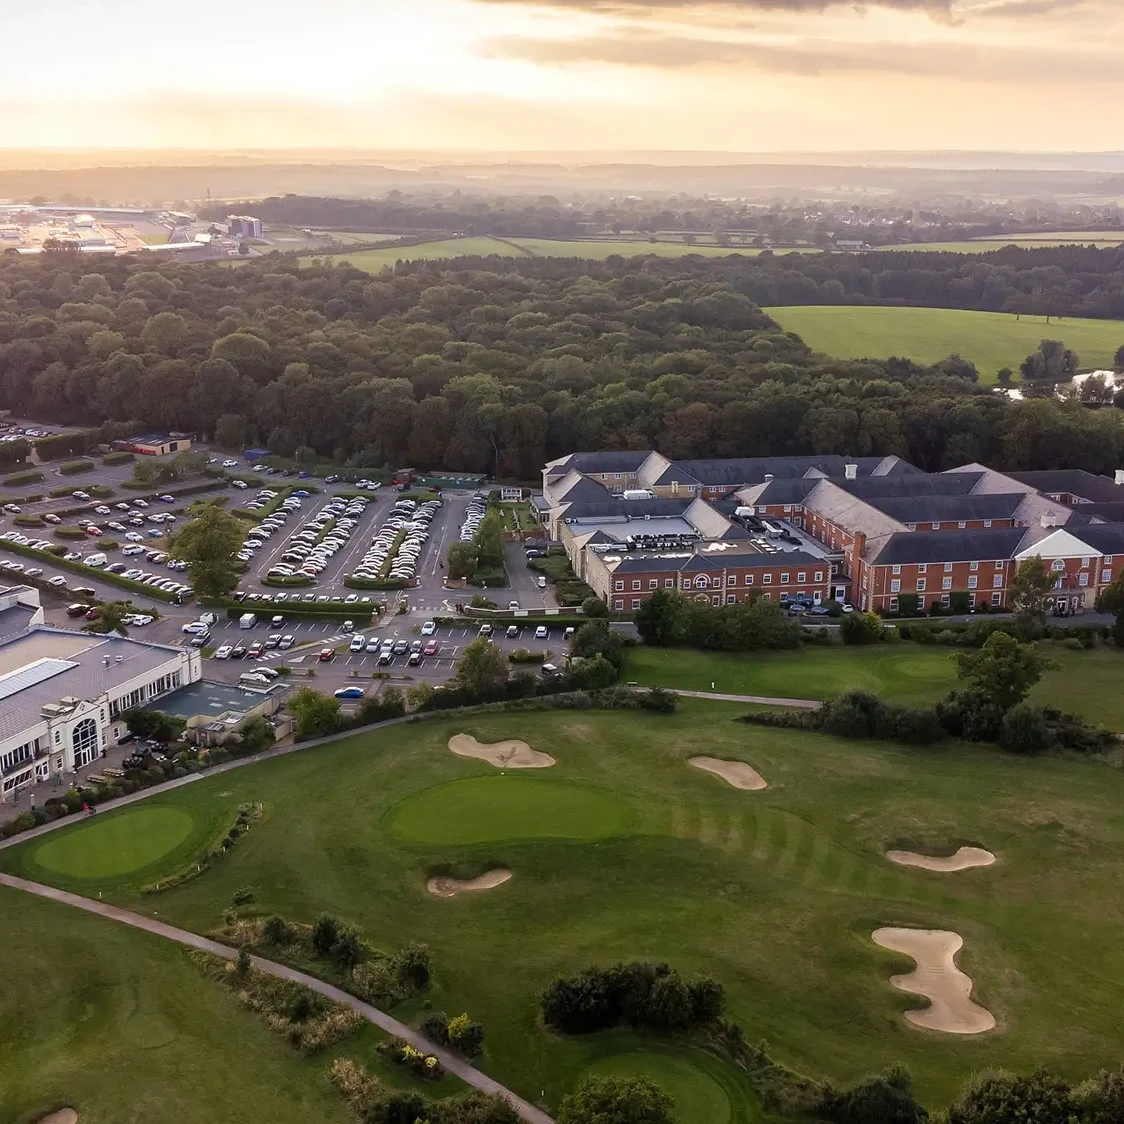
(546, 451, 651, 477)
(840, 473, 983, 500)
(1072, 523, 1124, 557)
(661, 455, 898, 488)
(868, 528, 1027, 566)
(609, 549, 825, 575)
(552, 472, 613, 504)
(870, 494, 1024, 524)
(1007, 470, 1124, 503)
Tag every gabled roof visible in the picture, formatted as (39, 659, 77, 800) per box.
(1007, 470, 1124, 504)
(609, 549, 825, 575)
(868, 528, 1027, 566)
(802, 480, 906, 540)
(1015, 527, 1099, 560)
(736, 478, 819, 507)
(545, 451, 651, 478)
(841, 473, 983, 500)
(871, 494, 1024, 524)
(1075, 523, 1124, 556)
(552, 471, 613, 504)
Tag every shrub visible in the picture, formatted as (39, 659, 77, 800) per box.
(395, 944, 431, 991)
(102, 451, 135, 466)
(840, 611, 885, 645)
(1000, 704, 1051, 755)
(376, 1036, 444, 1080)
(262, 914, 294, 945)
(311, 913, 343, 956)
(639, 686, 678, 713)
(58, 459, 96, 475)
(2, 470, 44, 486)
(13, 513, 44, 527)
(231, 886, 256, 907)
(88, 484, 114, 498)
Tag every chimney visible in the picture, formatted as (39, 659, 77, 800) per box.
(844, 463, 858, 480)
(1116, 469, 1124, 487)
(764, 473, 774, 482)
(1040, 512, 1057, 529)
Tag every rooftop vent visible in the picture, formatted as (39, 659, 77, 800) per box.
(1040, 513, 1058, 529)
(1116, 469, 1124, 487)
(844, 463, 858, 480)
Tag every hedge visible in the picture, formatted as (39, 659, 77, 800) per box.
(223, 604, 375, 623)
(59, 459, 96, 476)
(434, 614, 587, 629)
(102, 451, 135, 466)
(13, 514, 44, 527)
(88, 484, 114, 498)
(53, 526, 88, 540)
(344, 576, 408, 590)
(2, 470, 44, 486)
(261, 574, 315, 587)
(0, 540, 180, 601)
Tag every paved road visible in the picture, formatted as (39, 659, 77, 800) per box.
(0, 871, 553, 1124)
(673, 689, 822, 708)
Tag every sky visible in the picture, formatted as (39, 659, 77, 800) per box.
(3, 0, 1121, 152)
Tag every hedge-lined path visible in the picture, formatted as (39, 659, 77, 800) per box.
(0, 869, 554, 1124)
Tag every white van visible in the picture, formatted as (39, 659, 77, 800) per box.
(240, 672, 269, 687)
(84, 553, 107, 567)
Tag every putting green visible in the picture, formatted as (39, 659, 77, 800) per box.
(583, 1046, 760, 1124)
(33, 806, 197, 879)
(385, 776, 626, 845)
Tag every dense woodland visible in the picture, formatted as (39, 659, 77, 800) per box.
(1, 251, 1124, 480)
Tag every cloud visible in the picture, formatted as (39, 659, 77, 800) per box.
(480, 30, 1124, 82)
(473, 0, 955, 12)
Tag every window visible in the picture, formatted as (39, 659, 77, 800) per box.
(54, 730, 60, 744)
(941, 593, 951, 607)
(781, 572, 790, 583)
(614, 580, 624, 591)
(1052, 559, 1065, 571)
(762, 574, 772, 585)
(992, 592, 1002, 606)
(814, 571, 824, 582)
(745, 574, 754, 585)
(1082, 557, 1091, 569)
(916, 579, 926, 592)
(614, 473, 621, 479)
(631, 580, 641, 590)
(888, 596, 899, 611)
(784, 504, 792, 513)
(995, 560, 1004, 568)
(631, 599, 640, 609)
(958, 521, 967, 529)
(892, 564, 901, 575)
(890, 579, 901, 593)
(797, 572, 806, 583)
(931, 522, 940, 530)
(969, 594, 976, 607)
(726, 594, 737, 605)
(993, 574, 1003, 587)
(613, 599, 624, 610)
(942, 577, 952, 590)
(918, 564, 927, 574)
(970, 561, 979, 571)
(983, 520, 992, 528)
(648, 579, 658, 589)
(664, 579, 674, 588)
(71, 718, 98, 769)
(968, 576, 978, 589)
(944, 562, 954, 572)
(694, 576, 708, 589)
(1105, 571, 1113, 583)
(1079, 573, 1089, 586)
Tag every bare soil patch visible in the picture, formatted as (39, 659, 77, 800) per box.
(689, 756, 767, 791)
(885, 846, 996, 872)
(35, 1111, 78, 1124)
(872, 927, 996, 1034)
(427, 869, 513, 898)
(448, 733, 555, 769)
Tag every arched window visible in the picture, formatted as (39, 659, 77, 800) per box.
(694, 575, 709, 589)
(71, 717, 98, 769)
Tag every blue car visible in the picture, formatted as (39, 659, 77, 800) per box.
(147, 529, 164, 538)
(293, 489, 310, 497)
(333, 686, 366, 700)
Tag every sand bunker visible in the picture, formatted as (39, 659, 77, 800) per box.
(872, 928, 996, 1034)
(35, 1112, 78, 1124)
(427, 869, 513, 898)
(689, 756, 767, 791)
(448, 733, 555, 769)
(886, 846, 996, 873)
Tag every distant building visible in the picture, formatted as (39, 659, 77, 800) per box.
(227, 215, 263, 240)
(114, 434, 192, 457)
(834, 239, 870, 251)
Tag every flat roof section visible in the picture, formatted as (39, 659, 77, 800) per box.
(158, 679, 285, 721)
(0, 631, 98, 677)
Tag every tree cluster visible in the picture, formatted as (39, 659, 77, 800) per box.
(541, 961, 725, 1036)
(635, 589, 804, 651)
(2, 254, 1124, 482)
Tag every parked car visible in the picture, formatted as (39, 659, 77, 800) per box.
(318, 648, 335, 661)
(214, 645, 233, 660)
(420, 620, 436, 636)
(334, 687, 365, 699)
(423, 639, 439, 656)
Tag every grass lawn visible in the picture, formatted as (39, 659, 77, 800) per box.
(511, 238, 822, 260)
(0, 885, 353, 1124)
(623, 642, 1124, 729)
(306, 236, 525, 271)
(768, 306, 1124, 380)
(9, 703, 1124, 1116)
(876, 240, 1124, 253)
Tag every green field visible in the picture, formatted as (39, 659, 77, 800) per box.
(877, 239, 1124, 253)
(8, 702, 1124, 1118)
(624, 643, 1124, 729)
(768, 306, 1124, 379)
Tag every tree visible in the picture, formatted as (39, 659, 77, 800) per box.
(557, 1075, 675, 1124)
(451, 637, 509, 696)
(1095, 570, 1124, 648)
(447, 541, 478, 581)
(634, 590, 689, 646)
(954, 631, 1052, 711)
(473, 511, 505, 573)
(289, 687, 340, 739)
(822, 1066, 928, 1124)
(581, 596, 609, 619)
(571, 620, 624, 670)
(1009, 556, 1056, 624)
(1079, 1066, 1124, 1124)
(1020, 340, 1079, 385)
(168, 504, 245, 599)
(840, 611, 885, 645)
(214, 413, 247, 450)
(1114, 343, 1124, 372)
(999, 703, 1051, 755)
(948, 1070, 1074, 1124)
(83, 600, 133, 635)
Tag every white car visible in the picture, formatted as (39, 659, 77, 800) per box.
(122, 544, 144, 555)
(223, 459, 239, 468)
(214, 645, 233, 659)
(535, 625, 549, 639)
(95, 506, 111, 515)
(47, 575, 67, 588)
(125, 532, 144, 542)
(420, 621, 436, 636)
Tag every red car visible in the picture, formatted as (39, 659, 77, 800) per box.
(423, 640, 439, 656)
(318, 648, 335, 661)
(247, 642, 264, 658)
(85, 526, 102, 537)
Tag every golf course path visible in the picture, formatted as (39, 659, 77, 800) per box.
(674, 689, 822, 708)
(0, 872, 554, 1124)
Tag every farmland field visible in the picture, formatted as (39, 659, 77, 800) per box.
(768, 305, 1124, 379)
(7, 701, 1124, 1118)
(877, 238, 1124, 252)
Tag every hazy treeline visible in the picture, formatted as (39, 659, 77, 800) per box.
(1, 253, 1123, 478)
